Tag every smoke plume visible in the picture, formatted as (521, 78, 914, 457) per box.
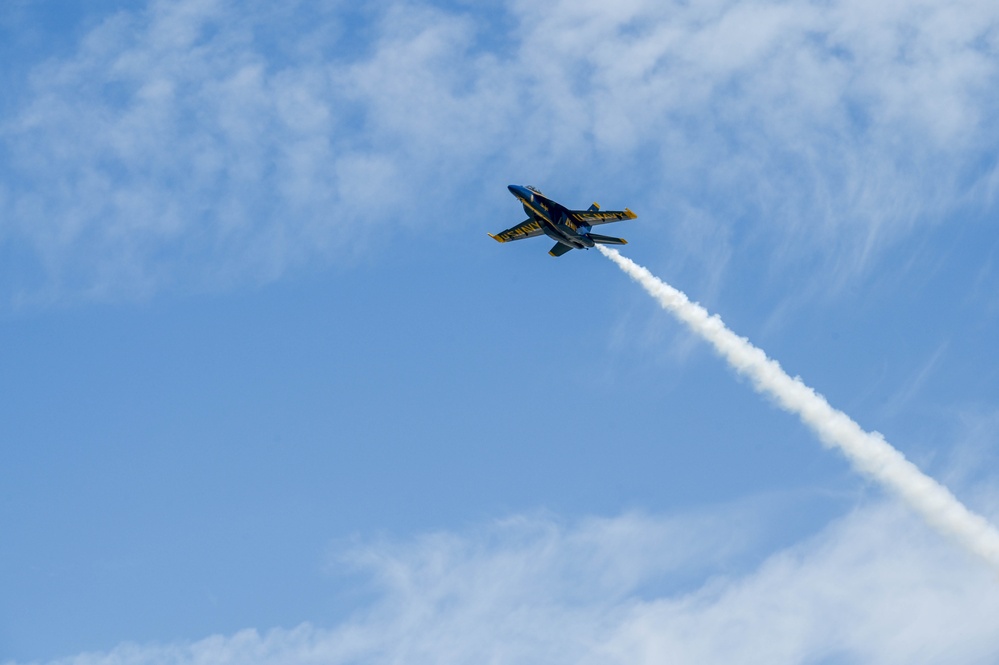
(597, 245, 999, 572)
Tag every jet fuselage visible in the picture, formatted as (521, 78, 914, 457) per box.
(507, 185, 595, 250)
(490, 185, 634, 257)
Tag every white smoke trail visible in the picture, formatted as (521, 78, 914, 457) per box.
(597, 245, 999, 572)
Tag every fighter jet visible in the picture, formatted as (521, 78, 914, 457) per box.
(490, 185, 637, 257)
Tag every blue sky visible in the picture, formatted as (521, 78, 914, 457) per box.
(2, 0, 999, 662)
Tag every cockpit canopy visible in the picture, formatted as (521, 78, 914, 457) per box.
(525, 185, 543, 195)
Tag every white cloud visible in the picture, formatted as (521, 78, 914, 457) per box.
(2, 0, 998, 302)
(14, 500, 999, 665)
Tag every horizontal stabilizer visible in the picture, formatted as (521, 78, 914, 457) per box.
(587, 202, 600, 212)
(549, 242, 574, 257)
(587, 233, 627, 245)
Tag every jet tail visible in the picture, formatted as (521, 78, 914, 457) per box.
(548, 242, 574, 257)
(587, 233, 627, 245)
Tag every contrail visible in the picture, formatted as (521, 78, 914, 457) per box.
(597, 245, 999, 572)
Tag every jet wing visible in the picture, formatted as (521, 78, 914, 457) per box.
(571, 208, 637, 226)
(489, 218, 544, 243)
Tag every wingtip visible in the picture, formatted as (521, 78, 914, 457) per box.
(624, 208, 637, 219)
(488, 233, 505, 243)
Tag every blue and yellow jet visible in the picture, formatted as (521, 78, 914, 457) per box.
(490, 185, 636, 257)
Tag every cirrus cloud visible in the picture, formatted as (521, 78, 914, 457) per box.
(1, 0, 998, 303)
(13, 499, 999, 665)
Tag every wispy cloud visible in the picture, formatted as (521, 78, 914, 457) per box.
(12, 501, 999, 665)
(878, 341, 950, 419)
(2, 0, 998, 302)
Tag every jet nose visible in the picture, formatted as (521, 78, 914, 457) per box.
(508, 184, 530, 200)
